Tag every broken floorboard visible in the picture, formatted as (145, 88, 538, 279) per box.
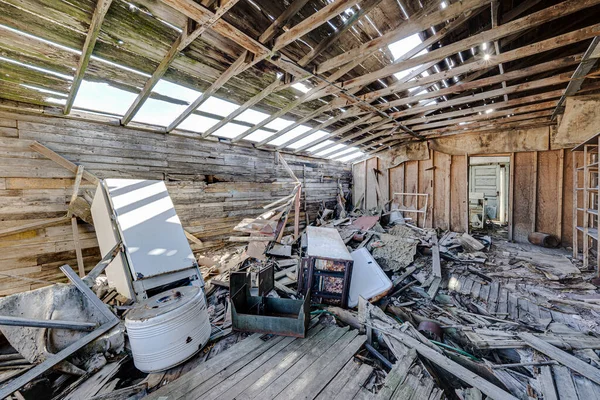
(145, 323, 368, 400)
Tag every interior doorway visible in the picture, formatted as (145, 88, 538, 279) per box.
(468, 155, 511, 239)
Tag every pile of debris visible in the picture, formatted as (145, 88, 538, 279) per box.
(0, 151, 599, 399)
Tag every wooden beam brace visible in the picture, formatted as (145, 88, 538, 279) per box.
(340, 0, 600, 90)
(552, 36, 600, 119)
(63, 0, 113, 115)
(30, 142, 99, 185)
(120, 1, 240, 125)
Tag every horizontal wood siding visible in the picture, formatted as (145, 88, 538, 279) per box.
(0, 111, 351, 296)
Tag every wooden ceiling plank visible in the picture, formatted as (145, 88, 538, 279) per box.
(63, 0, 113, 115)
(340, 0, 600, 90)
(120, 0, 241, 125)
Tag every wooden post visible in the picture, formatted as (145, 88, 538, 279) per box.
(557, 149, 565, 240)
(71, 217, 85, 277)
(573, 151, 578, 259)
(532, 151, 538, 232)
(294, 186, 301, 238)
(509, 153, 515, 241)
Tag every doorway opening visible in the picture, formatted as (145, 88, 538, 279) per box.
(468, 155, 511, 239)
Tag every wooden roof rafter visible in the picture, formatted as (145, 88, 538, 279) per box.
(161, 0, 363, 134)
(63, 0, 113, 115)
(120, 0, 242, 126)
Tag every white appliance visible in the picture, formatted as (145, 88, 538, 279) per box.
(348, 248, 392, 308)
(91, 179, 203, 301)
(125, 286, 211, 372)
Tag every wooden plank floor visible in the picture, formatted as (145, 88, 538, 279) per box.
(145, 323, 368, 400)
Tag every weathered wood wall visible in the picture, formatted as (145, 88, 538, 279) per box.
(0, 110, 351, 296)
(355, 148, 579, 245)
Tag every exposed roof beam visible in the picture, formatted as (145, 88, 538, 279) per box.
(391, 71, 573, 119)
(275, 107, 369, 149)
(166, 51, 249, 132)
(381, 53, 582, 109)
(231, 55, 370, 142)
(410, 99, 558, 131)
(298, 0, 384, 67)
(315, 0, 491, 74)
(259, 0, 311, 43)
(63, 0, 113, 115)
(201, 76, 283, 138)
(163, 0, 361, 133)
(272, 0, 362, 51)
(551, 36, 600, 119)
(259, 7, 478, 148)
(490, 0, 508, 102)
(120, 1, 240, 125)
(340, 0, 600, 90)
(363, 23, 600, 108)
(292, 113, 379, 152)
(160, 0, 268, 56)
(501, 0, 542, 24)
(254, 98, 349, 147)
(401, 88, 565, 126)
(315, 118, 390, 155)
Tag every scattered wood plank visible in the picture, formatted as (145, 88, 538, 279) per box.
(519, 332, 600, 385)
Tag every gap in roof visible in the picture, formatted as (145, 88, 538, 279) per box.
(328, 146, 359, 159)
(197, 97, 239, 117)
(316, 143, 345, 157)
(307, 140, 336, 153)
(388, 34, 428, 80)
(268, 125, 312, 146)
(133, 80, 202, 127)
(288, 130, 329, 149)
(339, 151, 364, 162)
(292, 82, 311, 93)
